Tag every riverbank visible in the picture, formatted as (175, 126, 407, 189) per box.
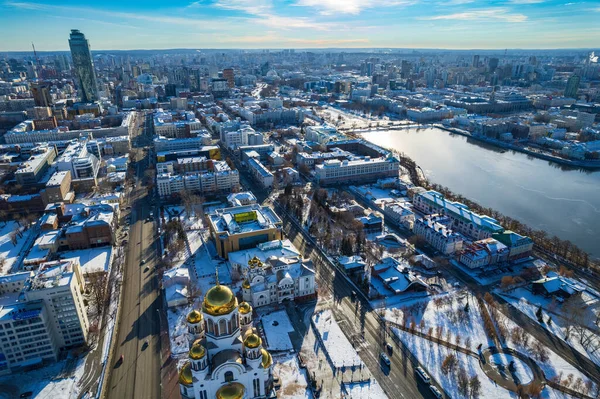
(435, 125, 600, 170)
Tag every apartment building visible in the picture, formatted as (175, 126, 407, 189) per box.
(156, 161, 239, 198)
(0, 260, 88, 374)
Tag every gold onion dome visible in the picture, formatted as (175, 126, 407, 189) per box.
(261, 348, 272, 368)
(189, 341, 206, 360)
(242, 279, 250, 289)
(244, 333, 262, 349)
(203, 283, 237, 316)
(186, 309, 202, 324)
(216, 382, 246, 399)
(238, 301, 252, 314)
(178, 361, 193, 385)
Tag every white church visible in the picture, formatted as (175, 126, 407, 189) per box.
(178, 275, 274, 399)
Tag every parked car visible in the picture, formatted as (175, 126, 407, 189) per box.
(386, 342, 393, 353)
(380, 352, 391, 366)
(415, 366, 431, 384)
(429, 386, 443, 398)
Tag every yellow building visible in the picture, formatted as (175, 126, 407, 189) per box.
(208, 204, 282, 259)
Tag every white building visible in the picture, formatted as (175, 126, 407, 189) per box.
(459, 238, 509, 269)
(248, 158, 274, 188)
(383, 202, 415, 229)
(55, 139, 100, 180)
(235, 240, 316, 308)
(157, 161, 239, 198)
(225, 127, 256, 149)
(154, 109, 203, 138)
(154, 136, 208, 153)
(227, 192, 257, 207)
(305, 124, 345, 145)
(178, 279, 274, 399)
(0, 260, 88, 374)
(413, 190, 504, 240)
(315, 154, 400, 186)
(413, 215, 463, 255)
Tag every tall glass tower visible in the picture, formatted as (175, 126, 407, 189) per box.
(68, 29, 99, 102)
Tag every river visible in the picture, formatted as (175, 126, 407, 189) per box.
(361, 127, 600, 258)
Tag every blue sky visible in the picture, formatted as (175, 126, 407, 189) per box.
(1, 0, 599, 50)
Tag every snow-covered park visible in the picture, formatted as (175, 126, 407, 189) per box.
(260, 310, 295, 351)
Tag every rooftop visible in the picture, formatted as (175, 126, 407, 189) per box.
(209, 204, 281, 236)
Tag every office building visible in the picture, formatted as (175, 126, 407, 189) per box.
(208, 204, 283, 259)
(564, 75, 580, 99)
(15, 145, 58, 185)
(156, 161, 239, 198)
(247, 158, 274, 188)
(68, 30, 99, 102)
(30, 82, 53, 107)
(222, 68, 235, 88)
(314, 154, 400, 186)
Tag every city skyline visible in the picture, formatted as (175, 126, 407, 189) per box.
(1, 0, 599, 51)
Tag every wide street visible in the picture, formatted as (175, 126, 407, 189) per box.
(105, 112, 162, 399)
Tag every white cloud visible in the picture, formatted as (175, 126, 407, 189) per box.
(508, 0, 544, 4)
(294, 0, 415, 15)
(421, 8, 527, 22)
(212, 0, 272, 14)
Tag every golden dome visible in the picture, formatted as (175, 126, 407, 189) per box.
(242, 279, 250, 289)
(189, 341, 206, 360)
(261, 348, 272, 368)
(186, 309, 203, 324)
(216, 382, 246, 399)
(244, 333, 262, 349)
(178, 361, 193, 385)
(248, 256, 262, 269)
(238, 301, 252, 314)
(202, 283, 237, 316)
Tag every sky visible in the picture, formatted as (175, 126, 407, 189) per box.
(0, 0, 599, 51)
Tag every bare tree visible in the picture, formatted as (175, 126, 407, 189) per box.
(87, 272, 108, 317)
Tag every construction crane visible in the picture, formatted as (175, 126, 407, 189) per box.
(31, 42, 41, 71)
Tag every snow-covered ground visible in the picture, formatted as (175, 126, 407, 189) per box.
(260, 310, 294, 351)
(60, 247, 113, 274)
(167, 303, 196, 356)
(312, 310, 363, 369)
(384, 292, 492, 349)
(0, 221, 34, 275)
(492, 304, 597, 393)
(499, 288, 600, 367)
(393, 327, 508, 399)
(0, 356, 86, 399)
(272, 354, 311, 399)
(490, 353, 534, 384)
(342, 379, 387, 399)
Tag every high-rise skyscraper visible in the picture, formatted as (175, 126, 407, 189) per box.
(68, 29, 99, 103)
(472, 54, 480, 68)
(564, 75, 580, 99)
(31, 81, 53, 107)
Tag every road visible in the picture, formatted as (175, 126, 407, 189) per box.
(275, 203, 439, 399)
(105, 112, 162, 399)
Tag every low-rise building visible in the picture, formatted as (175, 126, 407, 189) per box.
(248, 158, 274, 188)
(208, 204, 283, 259)
(492, 230, 534, 261)
(413, 214, 463, 255)
(314, 154, 400, 186)
(14, 145, 57, 185)
(413, 190, 504, 240)
(459, 238, 509, 269)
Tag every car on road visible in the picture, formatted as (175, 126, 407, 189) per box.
(380, 352, 391, 366)
(415, 366, 431, 384)
(19, 392, 33, 398)
(386, 342, 393, 353)
(142, 340, 149, 350)
(140, 259, 146, 265)
(429, 386, 443, 398)
(144, 266, 150, 272)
